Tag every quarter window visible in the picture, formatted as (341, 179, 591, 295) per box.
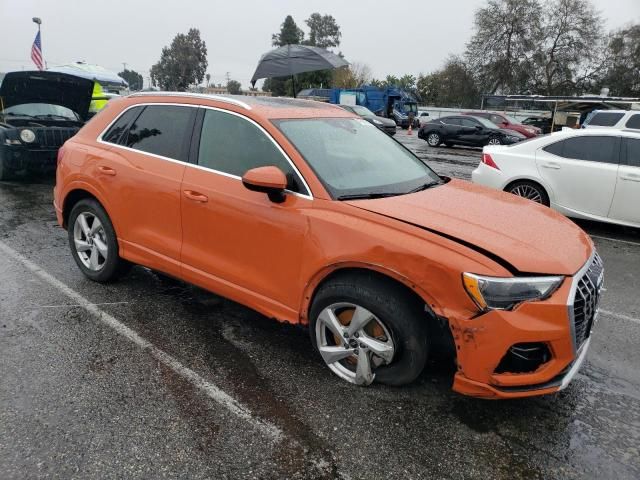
(625, 114, 640, 130)
(102, 106, 143, 144)
(626, 138, 640, 167)
(197, 109, 305, 193)
(125, 105, 195, 161)
(543, 136, 619, 164)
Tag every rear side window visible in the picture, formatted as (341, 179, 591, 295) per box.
(625, 114, 640, 129)
(626, 138, 640, 167)
(197, 109, 305, 193)
(544, 136, 619, 164)
(443, 118, 461, 125)
(588, 112, 624, 127)
(125, 105, 195, 161)
(102, 106, 142, 144)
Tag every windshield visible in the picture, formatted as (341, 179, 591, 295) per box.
(3, 103, 79, 120)
(351, 105, 375, 117)
(403, 103, 418, 114)
(503, 114, 521, 125)
(474, 117, 499, 129)
(275, 118, 441, 199)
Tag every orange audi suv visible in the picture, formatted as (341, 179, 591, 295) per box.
(54, 93, 603, 398)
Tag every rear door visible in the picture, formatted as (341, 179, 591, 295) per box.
(97, 103, 197, 275)
(535, 135, 620, 217)
(608, 137, 640, 225)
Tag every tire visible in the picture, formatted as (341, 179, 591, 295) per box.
(68, 198, 131, 282)
(309, 272, 428, 387)
(506, 180, 550, 207)
(486, 136, 503, 146)
(425, 132, 441, 147)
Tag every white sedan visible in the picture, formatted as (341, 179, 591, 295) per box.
(472, 128, 640, 228)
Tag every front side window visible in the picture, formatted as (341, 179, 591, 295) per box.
(489, 114, 504, 125)
(588, 112, 625, 127)
(461, 118, 479, 127)
(275, 117, 441, 199)
(125, 105, 195, 161)
(625, 114, 640, 130)
(197, 109, 305, 193)
(544, 136, 619, 164)
(625, 138, 640, 167)
(102, 106, 143, 144)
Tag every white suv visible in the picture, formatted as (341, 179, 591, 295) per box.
(583, 110, 640, 130)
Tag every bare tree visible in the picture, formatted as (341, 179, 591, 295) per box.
(333, 61, 372, 88)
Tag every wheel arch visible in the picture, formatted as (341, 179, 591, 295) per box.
(61, 184, 116, 232)
(502, 176, 554, 203)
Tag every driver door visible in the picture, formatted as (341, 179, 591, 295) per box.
(180, 108, 312, 313)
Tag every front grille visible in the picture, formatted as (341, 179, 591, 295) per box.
(33, 127, 79, 148)
(572, 253, 604, 349)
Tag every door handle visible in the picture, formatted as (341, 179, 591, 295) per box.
(97, 165, 116, 176)
(621, 174, 640, 182)
(541, 162, 561, 170)
(183, 190, 208, 203)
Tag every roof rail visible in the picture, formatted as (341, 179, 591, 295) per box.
(128, 91, 252, 110)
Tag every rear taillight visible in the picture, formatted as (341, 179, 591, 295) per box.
(482, 153, 500, 170)
(56, 146, 66, 167)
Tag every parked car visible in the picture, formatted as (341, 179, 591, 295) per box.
(417, 110, 430, 126)
(0, 70, 94, 180)
(418, 115, 525, 147)
(55, 92, 601, 399)
(472, 128, 640, 228)
(522, 116, 553, 134)
(337, 104, 396, 135)
(582, 109, 640, 130)
(465, 111, 542, 138)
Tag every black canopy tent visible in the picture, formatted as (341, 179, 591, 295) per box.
(250, 44, 349, 97)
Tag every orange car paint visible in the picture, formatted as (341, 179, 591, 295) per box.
(54, 94, 594, 399)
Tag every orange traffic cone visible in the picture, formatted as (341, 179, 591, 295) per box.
(408, 124, 413, 135)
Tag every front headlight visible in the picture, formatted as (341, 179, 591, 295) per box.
(20, 129, 36, 143)
(462, 273, 564, 311)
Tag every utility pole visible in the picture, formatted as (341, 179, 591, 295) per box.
(225, 71, 230, 83)
(122, 62, 127, 72)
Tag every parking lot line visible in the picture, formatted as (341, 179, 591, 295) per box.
(600, 309, 640, 325)
(0, 239, 282, 441)
(590, 234, 640, 247)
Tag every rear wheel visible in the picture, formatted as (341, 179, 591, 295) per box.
(68, 199, 131, 282)
(310, 273, 428, 386)
(506, 180, 550, 206)
(426, 132, 441, 147)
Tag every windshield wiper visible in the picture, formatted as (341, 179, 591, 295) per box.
(405, 181, 441, 194)
(34, 114, 73, 120)
(337, 192, 401, 201)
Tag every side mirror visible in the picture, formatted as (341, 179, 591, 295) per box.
(242, 166, 288, 203)
(475, 125, 483, 130)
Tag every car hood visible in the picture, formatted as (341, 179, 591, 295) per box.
(0, 71, 94, 121)
(365, 115, 396, 127)
(346, 179, 592, 275)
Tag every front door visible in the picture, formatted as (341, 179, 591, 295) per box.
(608, 137, 640, 225)
(180, 107, 312, 314)
(535, 135, 620, 217)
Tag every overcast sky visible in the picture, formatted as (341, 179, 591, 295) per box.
(1, 0, 639, 89)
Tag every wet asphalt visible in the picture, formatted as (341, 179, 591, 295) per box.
(1, 129, 639, 479)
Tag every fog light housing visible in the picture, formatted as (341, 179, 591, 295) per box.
(495, 343, 552, 374)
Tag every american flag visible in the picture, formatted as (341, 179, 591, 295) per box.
(31, 31, 44, 71)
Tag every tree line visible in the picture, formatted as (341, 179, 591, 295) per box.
(126, 0, 638, 108)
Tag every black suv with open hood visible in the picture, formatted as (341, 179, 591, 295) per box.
(0, 71, 94, 180)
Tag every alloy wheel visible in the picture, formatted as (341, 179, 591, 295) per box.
(427, 133, 440, 146)
(315, 302, 395, 386)
(487, 137, 502, 145)
(73, 212, 108, 271)
(509, 184, 543, 203)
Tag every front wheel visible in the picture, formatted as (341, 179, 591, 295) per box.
(68, 199, 131, 282)
(486, 136, 503, 146)
(426, 132, 441, 147)
(309, 273, 428, 386)
(506, 180, 550, 206)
